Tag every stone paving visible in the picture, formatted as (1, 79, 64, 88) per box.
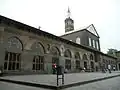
(1, 71, 120, 86)
(0, 81, 52, 90)
(64, 76, 120, 90)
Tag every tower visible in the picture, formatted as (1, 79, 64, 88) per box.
(65, 8, 74, 33)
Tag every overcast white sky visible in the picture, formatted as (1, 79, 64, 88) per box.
(0, 0, 120, 53)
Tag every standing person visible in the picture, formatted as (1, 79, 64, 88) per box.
(108, 64, 111, 73)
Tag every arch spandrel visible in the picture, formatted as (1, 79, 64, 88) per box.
(24, 40, 36, 50)
(50, 46, 60, 56)
(64, 49, 72, 58)
(82, 54, 88, 60)
(31, 42, 45, 55)
(90, 54, 94, 60)
(75, 52, 81, 60)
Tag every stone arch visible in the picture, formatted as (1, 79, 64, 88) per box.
(31, 42, 45, 54)
(50, 46, 60, 56)
(90, 54, 94, 60)
(4, 36, 23, 71)
(31, 42, 45, 71)
(50, 46, 60, 66)
(82, 54, 88, 60)
(75, 52, 81, 60)
(64, 49, 72, 70)
(64, 49, 72, 58)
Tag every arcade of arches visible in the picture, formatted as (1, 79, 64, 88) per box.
(2, 37, 98, 73)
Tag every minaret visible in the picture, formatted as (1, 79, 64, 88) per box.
(65, 7, 74, 33)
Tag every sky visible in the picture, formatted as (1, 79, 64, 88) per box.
(0, 0, 120, 53)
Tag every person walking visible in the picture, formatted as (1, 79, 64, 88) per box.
(108, 64, 111, 73)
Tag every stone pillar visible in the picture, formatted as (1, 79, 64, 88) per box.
(59, 56, 65, 68)
(21, 51, 33, 72)
(44, 54, 52, 74)
(80, 60, 83, 69)
(71, 58, 76, 72)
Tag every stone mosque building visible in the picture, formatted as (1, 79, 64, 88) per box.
(0, 9, 119, 75)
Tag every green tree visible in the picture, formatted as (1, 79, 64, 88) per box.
(107, 49, 118, 56)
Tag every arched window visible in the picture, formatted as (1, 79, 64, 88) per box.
(76, 37, 81, 44)
(50, 46, 60, 65)
(90, 54, 94, 60)
(4, 37, 23, 71)
(31, 42, 45, 71)
(32, 56, 44, 71)
(83, 54, 88, 60)
(64, 49, 72, 70)
(64, 49, 72, 58)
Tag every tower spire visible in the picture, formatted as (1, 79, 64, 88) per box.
(67, 7, 71, 18)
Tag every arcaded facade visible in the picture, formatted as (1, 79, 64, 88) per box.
(0, 15, 118, 75)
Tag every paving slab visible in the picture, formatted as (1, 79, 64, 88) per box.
(64, 76, 120, 90)
(0, 71, 120, 89)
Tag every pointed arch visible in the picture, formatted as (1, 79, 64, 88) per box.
(31, 42, 45, 54)
(31, 42, 45, 71)
(64, 49, 72, 70)
(4, 36, 23, 71)
(50, 46, 60, 66)
(64, 49, 72, 58)
(75, 52, 81, 70)
(75, 52, 81, 60)
(50, 46, 60, 56)
(83, 54, 88, 60)
(90, 54, 94, 60)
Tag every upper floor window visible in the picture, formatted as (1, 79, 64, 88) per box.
(96, 41, 99, 50)
(76, 37, 81, 44)
(89, 38, 92, 46)
(93, 40, 95, 48)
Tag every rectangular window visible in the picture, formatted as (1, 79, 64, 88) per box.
(76, 60, 80, 69)
(93, 40, 95, 48)
(89, 38, 91, 46)
(96, 41, 99, 49)
(65, 59, 71, 70)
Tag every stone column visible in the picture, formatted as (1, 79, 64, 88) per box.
(80, 60, 84, 69)
(71, 58, 76, 72)
(59, 56, 65, 68)
(44, 54, 52, 74)
(21, 50, 33, 72)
